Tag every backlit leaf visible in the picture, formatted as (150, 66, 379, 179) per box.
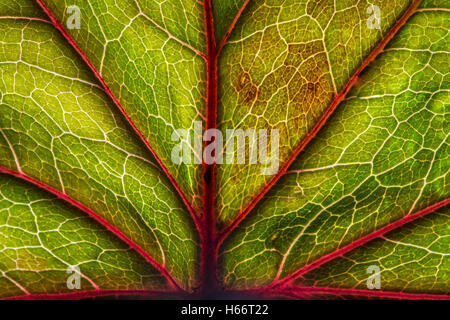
(0, 0, 448, 299)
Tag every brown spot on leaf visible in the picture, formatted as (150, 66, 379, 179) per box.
(234, 70, 259, 104)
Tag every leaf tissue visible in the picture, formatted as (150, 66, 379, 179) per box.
(0, 0, 448, 299)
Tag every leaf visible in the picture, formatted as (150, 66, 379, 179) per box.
(0, 0, 199, 293)
(0, 173, 170, 298)
(218, 0, 449, 294)
(0, 0, 448, 300)
(293, 206, 450, 297)
(43, 0, 207, 213)
(215, 0, 414, 226)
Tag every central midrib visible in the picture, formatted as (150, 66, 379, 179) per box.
(200, 0, 219, 295)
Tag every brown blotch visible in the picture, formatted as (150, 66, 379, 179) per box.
(234, 70, 259, 104)
(306, 82, 317, 103)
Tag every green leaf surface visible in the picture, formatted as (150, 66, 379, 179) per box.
(42, 0, 207, 212)
(0, 0, 448, 299)
(0, 2, 199, 292)
(218, 0, 449, 289)
(0, 173, 170, 298)
(216, 0, 416, 226)
(212, 0, 246, 45)
(295, 205, 450, 295)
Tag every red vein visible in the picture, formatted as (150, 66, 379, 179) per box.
(0, 166, 182, 292)
(271, 286, 450, 300)
(200, 0, 219, 296)
(35, 0, 202, 233)
(1, 289, 175, 300)
(217, 0, 424, 245)
(216, 0, 251, 54)
(0, 16, 51, 23)
(270, 198, 450, 287)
